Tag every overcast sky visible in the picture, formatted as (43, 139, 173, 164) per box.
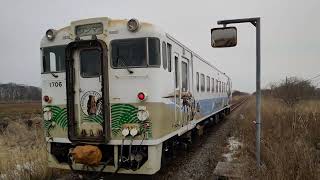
(0, 0, 319, 92)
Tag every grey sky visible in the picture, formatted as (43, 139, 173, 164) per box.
(0, 0, 319, 92)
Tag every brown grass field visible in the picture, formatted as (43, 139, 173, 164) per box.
(235, 97, 320, 179)
(0, 102, 48, 179)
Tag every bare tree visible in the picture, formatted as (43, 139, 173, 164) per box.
(271, 77, 316, 106)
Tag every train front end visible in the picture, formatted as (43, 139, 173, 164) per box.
(41, 17, 169, 174)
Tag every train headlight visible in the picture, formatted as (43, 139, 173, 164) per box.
(137, 106, 149, 121)
(127, 18, 140, 32)
(121, 128, 130, 137)
(130, 128, 138, 137)
(46, 29, 57, 41)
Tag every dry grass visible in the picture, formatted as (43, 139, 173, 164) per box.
(0, 102, 41, 120)
(236, 97, 320, 179)
(0, 103, 48, 180)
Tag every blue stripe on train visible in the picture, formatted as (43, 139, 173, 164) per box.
(197, 97, 229, 116)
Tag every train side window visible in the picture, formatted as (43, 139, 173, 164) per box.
(181, 61, 188, 92)
(211, 78, 214, 93)
(175, 56, 179, 88)
(216, 80, 218, 92)
(200, 74, 205, 92)
(206, 76, 210, 92)
(162, 41, 167, 70)
(196, 72, 199, 92)
(167, 43, 172, 72)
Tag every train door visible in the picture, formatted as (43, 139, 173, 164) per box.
(66, 40, 110, 143)
(181, 58, 192, 126)
(174, 54, 182, 127)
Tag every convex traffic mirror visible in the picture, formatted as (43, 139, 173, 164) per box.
(211, 27, 237, 48)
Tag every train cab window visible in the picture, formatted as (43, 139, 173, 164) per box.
(42, 45, 66, 73)
(167, 43, 172, 72)
(148, 38, 161, 66)
(175, 56, 179, 88)
(80, 49, 101, 77)
(162, 42, 167, 69)
(211, 78, 214, 93)
(111, 38, 160, 68)
(196, 72, 199, 92)
(181, 61, 188, 92)
(206, 76, 210, 92)
(200, 74, 205, 92)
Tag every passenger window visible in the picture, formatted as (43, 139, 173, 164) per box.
(80, 49, 101, 77)
(181, 62, 188, 92)
(206, 76, 210, 92)
(211, 78, 214, 93)
(196, 72, 199, 92)
(167, 43, 172, 72)
(201, 74, 205, 92)
(222, 82, 224, 92)
(162, 42, 167, 69)
(216, 80, 218, 92)
(175, 56, 179, 88)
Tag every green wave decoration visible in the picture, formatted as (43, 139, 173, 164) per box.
(81, 111, 103, 124)
(43, 104, 153, 138)
(43, 105, 68, 130)
(111, 104, 152, 138)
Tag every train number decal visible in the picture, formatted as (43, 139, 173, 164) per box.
(49, 81, 62, 88)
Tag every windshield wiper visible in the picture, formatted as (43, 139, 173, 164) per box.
(116, 47, 133, 74)
(50, 72, 58, 78)
(117, 57, 134, 74)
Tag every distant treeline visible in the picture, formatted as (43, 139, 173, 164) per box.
(0, 83, 41, 102)
(232, 90, 249, 96)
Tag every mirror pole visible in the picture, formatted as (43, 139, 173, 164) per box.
(216, 17, 262, 167)
(255, 18, 261, 167)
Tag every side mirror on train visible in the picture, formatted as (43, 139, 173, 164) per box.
(211, 27, 237, 48)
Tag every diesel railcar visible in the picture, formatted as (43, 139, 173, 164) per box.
(41, 17, 232, 174)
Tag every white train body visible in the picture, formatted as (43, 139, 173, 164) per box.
(40, 17, 232, 174)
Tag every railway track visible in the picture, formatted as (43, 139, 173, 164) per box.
(230, 96, 249, 112)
